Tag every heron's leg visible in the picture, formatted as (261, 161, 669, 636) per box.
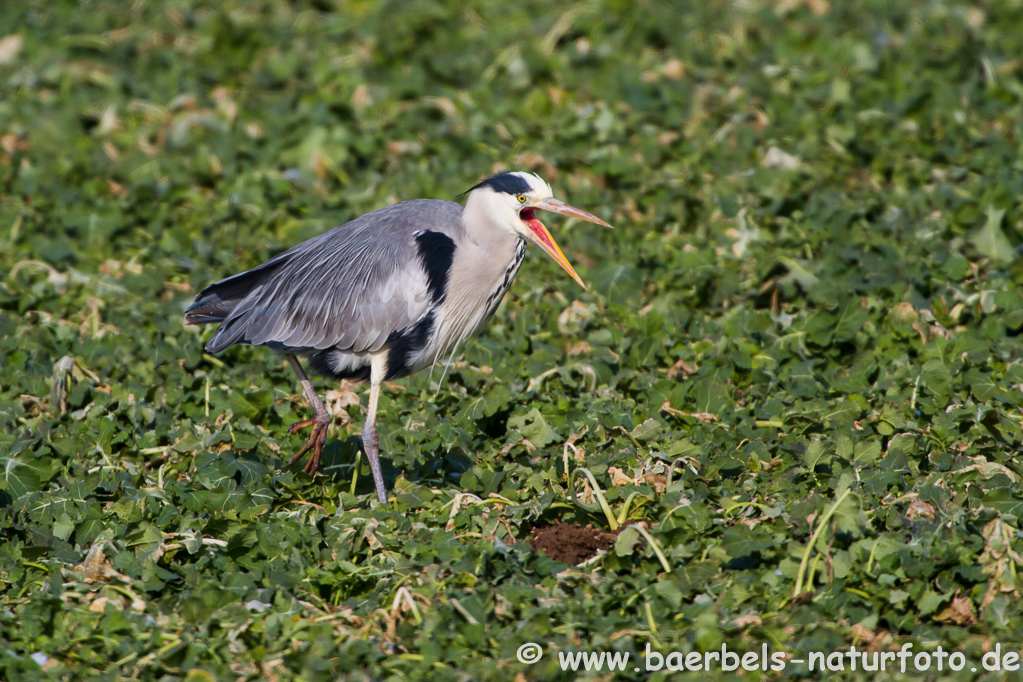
(362, 381, 387, 504)
(361, 352, 388, 504)
(284, 354, 329, 475)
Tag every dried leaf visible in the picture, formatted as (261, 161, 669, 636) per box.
(608, 466, 634, 487)
(935, 593, 977, 625)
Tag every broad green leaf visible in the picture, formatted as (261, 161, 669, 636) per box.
(614, 525, 641, 557)
(0, 456, 47, 498)
(507, 408, 561, 448)
(632, 417, 663, 441)
(802, 439, 827, 469)
(972, 206, 1013, 264)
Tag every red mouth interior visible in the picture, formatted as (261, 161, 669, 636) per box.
(520, 209, 549, 244)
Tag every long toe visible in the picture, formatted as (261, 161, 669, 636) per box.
(302, 424, 327, 475)
(302, 446, 320, 475)
(288, 421, 328, 473)
(287, 418, 317, 435)
(287, 421, 326, 468)
(287, 439, 314, 467)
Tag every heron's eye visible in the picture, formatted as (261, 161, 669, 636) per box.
(517, 195, 527, 203)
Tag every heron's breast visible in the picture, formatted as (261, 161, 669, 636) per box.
(428, 238, 526, 356)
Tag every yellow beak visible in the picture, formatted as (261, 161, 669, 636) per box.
(520, 198, 614, 290)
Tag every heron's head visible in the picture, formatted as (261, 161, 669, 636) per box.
(462, 171, 612, 289)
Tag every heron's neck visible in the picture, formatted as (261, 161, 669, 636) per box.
(461, 192, 519, 250)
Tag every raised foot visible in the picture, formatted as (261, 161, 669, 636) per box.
(287, 419, 328, 475)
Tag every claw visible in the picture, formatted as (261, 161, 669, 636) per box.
(287, 418, 329, 475)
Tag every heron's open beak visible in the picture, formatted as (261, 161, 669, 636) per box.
(521, 198, 614, 290)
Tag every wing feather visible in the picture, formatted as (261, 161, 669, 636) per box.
(203, 199, 463, 354)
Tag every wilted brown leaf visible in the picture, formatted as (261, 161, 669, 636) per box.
(608, 466, 634, 487)
(733, 613, 762, 628)
(776, 0, 829, 16)
(73, 543, 130, 583)
(643, 472, 667, 494)
(0, 34, 23, 65)
(850, 623, 875, 644)
(660, 400, 717, 422)
(566, 341, 590, 356)
(352, 83, 373, 110)
(935, 592, 976, 625)
(513, 151, 557, 179)
(978, 518, 1023, 610)
(663, 58, 685, 80)
(906, 498, 936, 519)
(668, 359, 697, 378)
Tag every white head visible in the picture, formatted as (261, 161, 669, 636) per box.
(461, 171, 613, 289)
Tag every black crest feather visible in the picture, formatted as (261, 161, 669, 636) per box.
(460, 172, 532, 198)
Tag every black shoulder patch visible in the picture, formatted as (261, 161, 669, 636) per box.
(463, 172, 532, 197)
(415, 231, 455, 304)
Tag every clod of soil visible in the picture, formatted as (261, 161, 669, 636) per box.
(527, 522, 616, 565)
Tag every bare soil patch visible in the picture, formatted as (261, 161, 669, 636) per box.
(527, 522, 616, 564)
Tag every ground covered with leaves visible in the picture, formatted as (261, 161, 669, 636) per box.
(3, 0, 1023, 680)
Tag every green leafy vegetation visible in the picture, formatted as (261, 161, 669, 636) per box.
(3, 0, 1023, 679)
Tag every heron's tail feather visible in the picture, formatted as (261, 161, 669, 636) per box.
(183, 308, 232, 325)
(184, 273, 260, 326)
(184, 254, 293, 349)
(203, 315, 251, 353)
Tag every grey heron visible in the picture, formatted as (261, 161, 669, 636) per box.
(185, 171, 612, 503)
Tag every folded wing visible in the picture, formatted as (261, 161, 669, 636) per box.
(185, 199, 463, 356)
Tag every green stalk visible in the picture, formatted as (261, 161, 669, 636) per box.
(350, 448, 361, 497)
(616, 492, 640, 526)
(569, 467, 619, 531)
(792, 488, 851, 599)
(644, 602, 660, 639)
(630, 524, 672, 573)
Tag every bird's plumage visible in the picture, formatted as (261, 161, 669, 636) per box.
(186, 197, 527, 383)
(189, 200, 458, 353)
(185, 171, 612, 502)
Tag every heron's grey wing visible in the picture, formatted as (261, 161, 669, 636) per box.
(205, 199, 464, 354)
(185, 250, 294, 325)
